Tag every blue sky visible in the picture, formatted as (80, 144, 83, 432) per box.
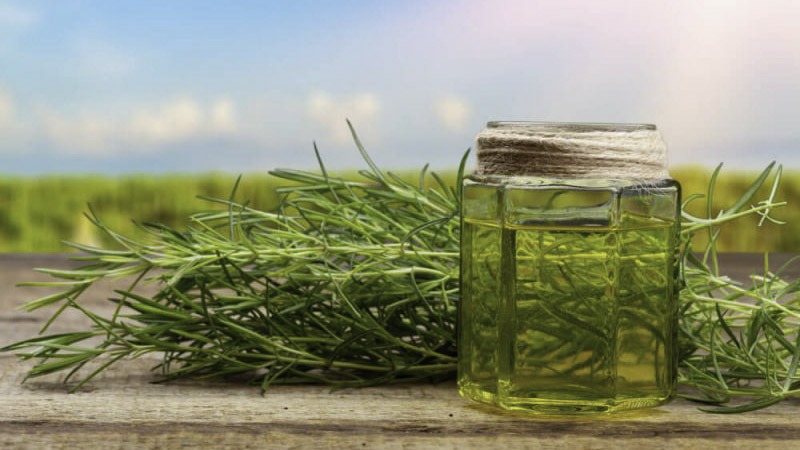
(0, 0, 799, 174)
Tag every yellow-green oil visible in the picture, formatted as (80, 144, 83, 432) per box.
(458, 180, 679, 414)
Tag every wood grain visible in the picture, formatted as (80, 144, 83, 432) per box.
(2, 254, 799, 449)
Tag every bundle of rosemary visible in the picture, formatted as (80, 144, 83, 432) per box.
(2, 125, 797, 413)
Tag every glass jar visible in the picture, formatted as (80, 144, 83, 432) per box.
(458, 121, 680, 413)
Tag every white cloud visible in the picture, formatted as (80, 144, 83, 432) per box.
(130, 99, 203, 144)
(434, 95, 471, 131)
(0, 88, 13, 127)
(307, 92, 381, 145)
(0, 87, 28, 147)
(210, 99, 237, 133)
(0, 3, 38, 27)
(40, 112, 119, 155)
(40, 97, 239, 155)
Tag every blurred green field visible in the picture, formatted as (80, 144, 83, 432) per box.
(0, 164, 797, 253)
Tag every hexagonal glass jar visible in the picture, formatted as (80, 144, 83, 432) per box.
(458, 122, 680, 413)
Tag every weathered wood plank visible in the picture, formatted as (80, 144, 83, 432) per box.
(3, 353, 800, 449)
(2, 253, 799, 449)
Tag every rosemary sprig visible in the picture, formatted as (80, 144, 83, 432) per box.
(3, 125, 466, 393)
(677, 162, 800, 413)
(1, 126, 797, 413)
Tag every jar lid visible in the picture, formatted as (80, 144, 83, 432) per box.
(476, 121, 669, 179)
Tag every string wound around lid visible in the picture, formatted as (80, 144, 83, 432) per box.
(475, 121, 670, 180)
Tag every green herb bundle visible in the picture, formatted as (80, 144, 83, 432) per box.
(678, 163, 799, 413)
(2, 125, 797, 413)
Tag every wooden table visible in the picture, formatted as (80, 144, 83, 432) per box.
(2, 254, 799, 449)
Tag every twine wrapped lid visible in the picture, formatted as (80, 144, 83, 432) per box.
(475, 122, 670, 180)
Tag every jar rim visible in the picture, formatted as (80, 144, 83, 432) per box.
(486, 121, 656, 132)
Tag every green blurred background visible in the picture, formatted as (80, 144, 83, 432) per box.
(1, 165, 796, 253)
